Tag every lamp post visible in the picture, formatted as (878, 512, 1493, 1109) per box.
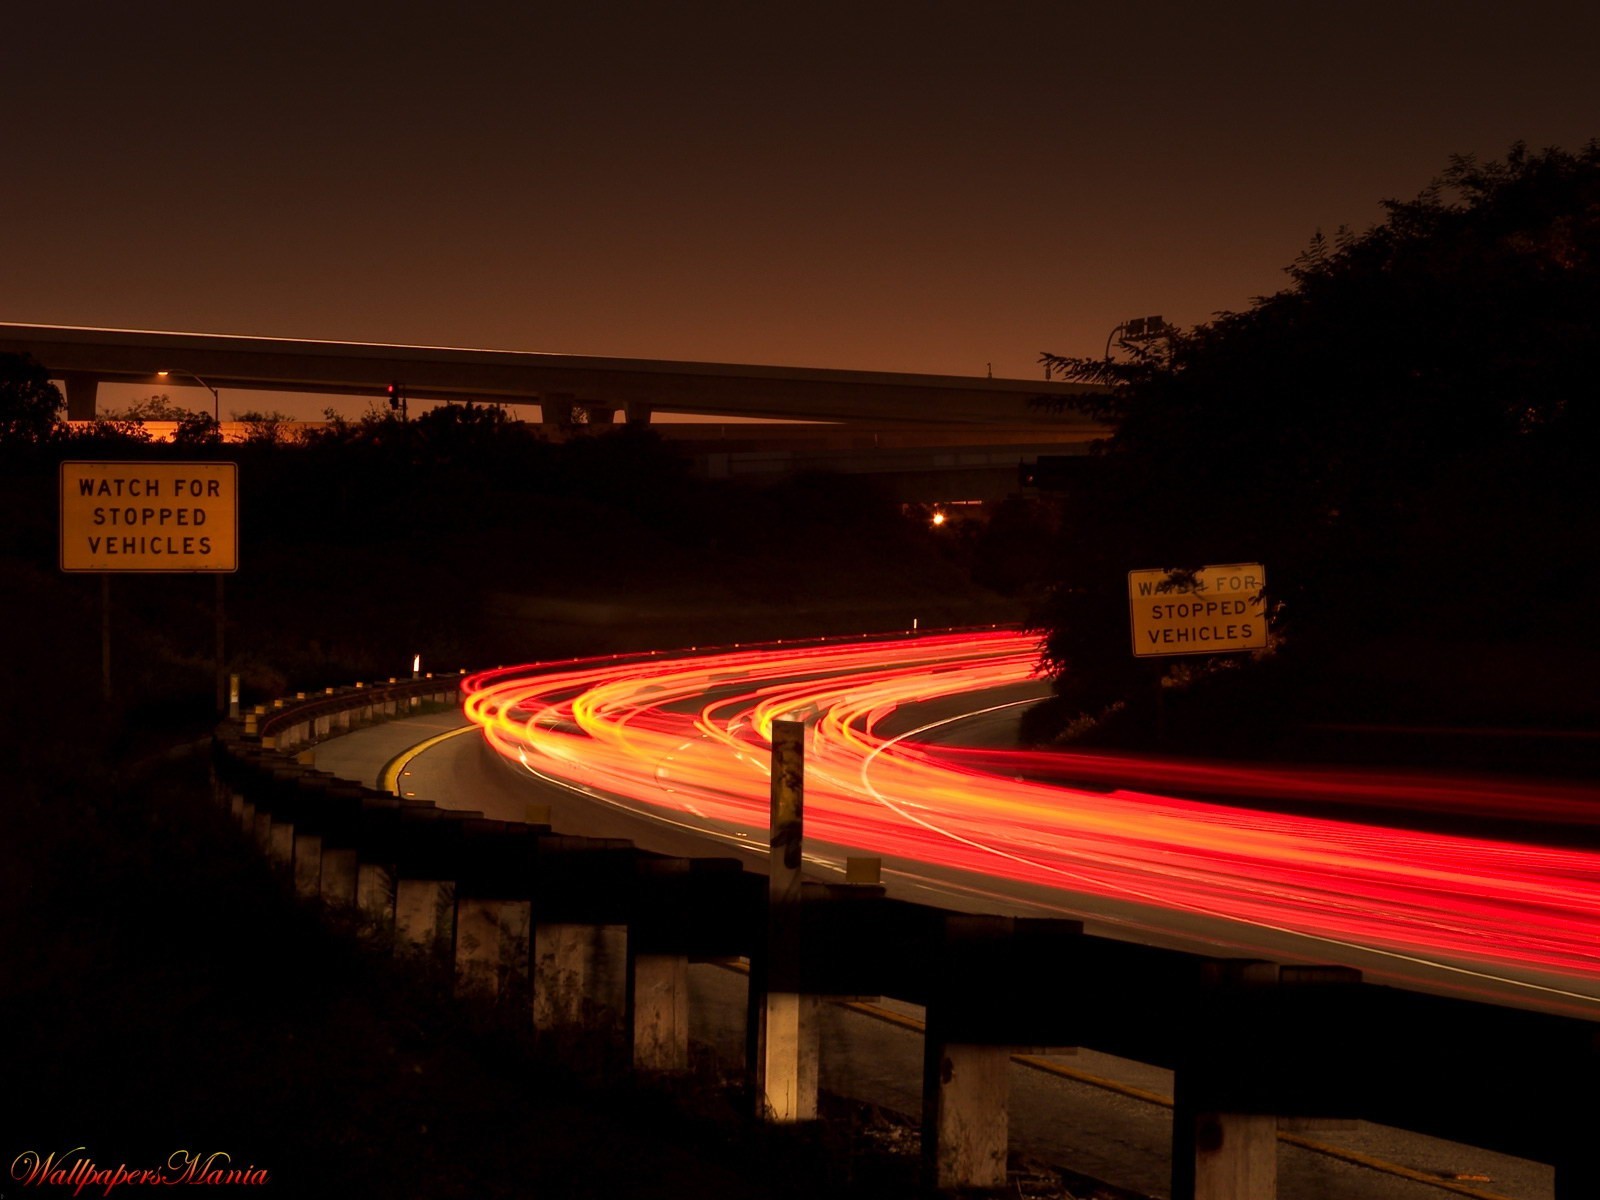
(156, 368, 219, 422)
(1105, 315, 1171, 359)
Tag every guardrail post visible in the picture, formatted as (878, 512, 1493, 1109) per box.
(629, 953, 689, 1073)
(395, 878, 454, 955)
(629, 856, 755, 1075)
(1171, 961, 1360, 1200)
(356, 862, 393, 924)
(457, 896, 531, 1000)
(314, 785, 366, 906)
(532, 923, 627, 1040)
(291, 829, 323, 898)
(1171, 960, 1281, 1200)
(454, 822, 535, 1004)
(925, 1042, 1010, 1189)
(528, 838, 634, 1067)
(751, 719, 819, 1122)
(921, 914, 1013, 1191)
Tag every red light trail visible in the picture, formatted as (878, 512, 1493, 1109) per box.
(463, 631, 1600, 991)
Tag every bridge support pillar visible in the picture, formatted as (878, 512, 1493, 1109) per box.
(394, 878, 453, 955)
(291, 832, 323, 898)
(62, 372, 99, 420)
(454, 898, 531, 1001)
(541, 395, 575, 426)
(922, 1039, 1010, 1190)
(320, 847, 359, 905)
(624, 400, 652, 425)
(628, 952, 689, 1073)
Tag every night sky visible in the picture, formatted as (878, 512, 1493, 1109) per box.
(6, 1, 1598, 417)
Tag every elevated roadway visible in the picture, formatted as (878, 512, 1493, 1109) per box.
(0, 321, 1105, 429)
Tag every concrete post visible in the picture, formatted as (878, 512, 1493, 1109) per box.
(629, 953, 690, 1073)
(320, 847, 359, 905)
(356, 863, 394, 925)
(253, 810, 273, 851)
(455, 897, 532, 1001)
(922, 1040, 1012, 1191)
(291, 832, 323, 898)
(532, 922, 628, 1036)
(1172, 1108, 1277, 1200)
(394, 878, 454, 954)
(1170, 960, 1325, 1200)
(239, 799, 256, 831)
(267, 820, 294, 868)
(230, 793, 245, 822)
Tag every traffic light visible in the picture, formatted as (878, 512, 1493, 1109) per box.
(386, 381, 405, 413)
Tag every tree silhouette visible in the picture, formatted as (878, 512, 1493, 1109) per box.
(0, 352, 65, 443)
(1034, 141, 1600, 730)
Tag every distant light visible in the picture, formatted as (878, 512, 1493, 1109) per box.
(157, 370, 170, 378)
(930, 510, 947, 527)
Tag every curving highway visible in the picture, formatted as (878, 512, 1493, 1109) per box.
(461, 629, 1600, 1018)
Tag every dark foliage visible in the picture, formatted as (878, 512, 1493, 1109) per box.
(1034, 142, 1600, 732)
(0, 351, 65, 440)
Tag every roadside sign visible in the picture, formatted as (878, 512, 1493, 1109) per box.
(60, 461, 238, 573)
(1128, 563, 1265, 657)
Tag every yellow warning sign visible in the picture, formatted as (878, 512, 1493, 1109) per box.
(1128, 563, 1265, 657)
(60, 461, 238, 573)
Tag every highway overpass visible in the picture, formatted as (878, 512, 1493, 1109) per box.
(1, 321, 1104, 429)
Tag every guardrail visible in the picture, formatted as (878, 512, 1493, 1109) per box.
(213, 681, 1599, 1200)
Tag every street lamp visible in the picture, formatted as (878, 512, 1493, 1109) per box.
(157, 368, 219, 422)
(1104, 315, 1171, 359)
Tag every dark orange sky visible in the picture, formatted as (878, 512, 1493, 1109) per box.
(6, 1, 1598, 413)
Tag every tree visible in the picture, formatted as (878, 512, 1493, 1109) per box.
(109, 394, 193, 421)
(0, 352, 65, 442)
(172, 410, 223, 448)
(1034, 141, 1600, 729)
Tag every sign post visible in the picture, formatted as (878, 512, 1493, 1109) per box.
(60, 461, 239, 709)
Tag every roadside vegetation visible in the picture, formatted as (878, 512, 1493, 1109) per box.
(1027, 142, 1600, 764)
